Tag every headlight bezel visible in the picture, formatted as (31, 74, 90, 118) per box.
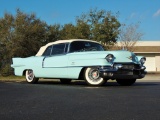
(140, 57, 146, 65)
(106, 54, 114, 63)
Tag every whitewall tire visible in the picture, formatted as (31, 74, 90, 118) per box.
(84, 67, 105, 86)
(26, 70, 39, 83)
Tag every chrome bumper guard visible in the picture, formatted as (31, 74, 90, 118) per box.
(99, 64, 147, 79)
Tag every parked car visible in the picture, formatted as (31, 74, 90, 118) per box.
(11, 39, 147, 86)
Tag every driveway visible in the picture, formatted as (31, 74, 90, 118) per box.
(0, 74, 160, 120)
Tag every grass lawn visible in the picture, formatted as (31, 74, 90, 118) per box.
(0, 75, 25, 82)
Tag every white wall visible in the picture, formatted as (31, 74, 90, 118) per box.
(136, 53, 160, 72)
(155, 56, 160, 71)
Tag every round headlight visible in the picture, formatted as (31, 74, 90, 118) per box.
(106, 54, 114, 63)
(140, 57, 146, 65)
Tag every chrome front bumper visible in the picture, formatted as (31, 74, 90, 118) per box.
(99, 64, 147, 79)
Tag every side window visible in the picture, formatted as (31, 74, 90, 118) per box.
(51, 43, 65, 55)
(70, 41, 85, 52)
(69, 41, 104, 52)
(42, 46, 52, 56)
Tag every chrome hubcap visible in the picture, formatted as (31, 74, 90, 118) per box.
(27, 70, 34, 80)
(88, 69, 100, 81)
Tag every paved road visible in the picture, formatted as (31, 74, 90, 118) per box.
(0, 75, 160, 120)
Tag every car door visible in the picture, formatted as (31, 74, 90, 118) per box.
(42, 43, 68, 78)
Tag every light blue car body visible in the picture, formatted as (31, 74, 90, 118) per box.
(11, 39, 146, 80)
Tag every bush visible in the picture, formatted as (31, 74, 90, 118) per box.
(1, 64, 13, 77)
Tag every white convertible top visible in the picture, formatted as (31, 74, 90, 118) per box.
(36, 39, 100, 56)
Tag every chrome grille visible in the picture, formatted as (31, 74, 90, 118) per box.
(114, 64, 140, 70)
(122, 64, 134, 69)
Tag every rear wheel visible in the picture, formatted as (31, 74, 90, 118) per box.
(84, 67, 106, 86)
(116, 79, 136, 86)
(60, 79, 72, 84)
(26, 70, 39, 83)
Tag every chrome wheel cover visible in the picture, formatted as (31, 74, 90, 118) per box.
(88, 69, 101, 81)
(26, 70, 34, 82)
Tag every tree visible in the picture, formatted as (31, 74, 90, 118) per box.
(117, 23, 144, 51)
(76, 8, 121, 48)
(0, 12, 15, 75)
(61, 23, 77, 39)
(61, 21, 90, 40)
(48, 8, 121, 47)
(12, 9, 47, 57)
(0, 9, 48, 75)
(46, 24, 62, 43)
(74, 21, 90, 39)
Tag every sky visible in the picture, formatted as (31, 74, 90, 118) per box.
(0, 0, 160, 41)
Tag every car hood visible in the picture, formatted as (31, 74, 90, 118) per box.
(68, 50, 140, 63)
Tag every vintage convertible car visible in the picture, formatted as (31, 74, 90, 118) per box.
(11, 39, 147, 86)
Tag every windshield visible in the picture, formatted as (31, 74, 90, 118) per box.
(69, 41, 104, 52)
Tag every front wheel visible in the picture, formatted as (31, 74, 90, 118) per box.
(116, 79, 136, 86)
(26, 70, 39, 83)
(84, 67, 106, 86)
